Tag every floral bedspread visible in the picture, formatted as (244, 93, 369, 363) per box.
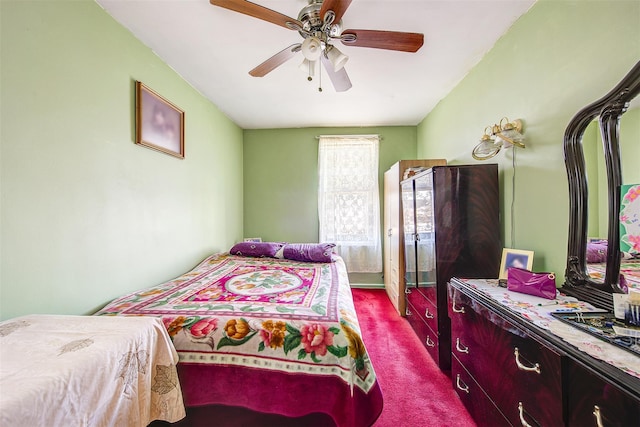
(0, 315, 185, 427)
(96, 253, 378, 396)
(588, 260, 640, 290)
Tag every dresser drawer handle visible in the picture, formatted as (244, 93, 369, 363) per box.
(452, 301, 465, 313)
(593, 405, 603, 427)
(425, 335, 435, 347)
(514, 348, 540, 374)
(455, 374, 469, 394)
(425, 308, 434, 319)
(455, 338, 469, 354)
(518, 402, 533, 427)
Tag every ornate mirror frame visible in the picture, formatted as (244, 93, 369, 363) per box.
(563, 61, 640, 310)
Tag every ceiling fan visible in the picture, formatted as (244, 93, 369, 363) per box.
(209, 0, 424, 92)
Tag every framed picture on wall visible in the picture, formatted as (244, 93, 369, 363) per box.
(135, 81, 184, 158)
(498, 248, 534, 280)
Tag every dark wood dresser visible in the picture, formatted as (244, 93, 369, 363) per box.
(383, 159, 446, 316)
(401, 164, 501, 372)
(448, 278, 640, 427)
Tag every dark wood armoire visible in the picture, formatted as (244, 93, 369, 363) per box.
(401, 164, 501, 371)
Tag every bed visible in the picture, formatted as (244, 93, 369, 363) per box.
(586, 239, 640, 290)
(0, 314, 185, 426)
(95, 243, 384, 427)
(587, 259, 640, 290)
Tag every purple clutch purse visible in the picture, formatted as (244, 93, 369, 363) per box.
(507, 267, 557, 300)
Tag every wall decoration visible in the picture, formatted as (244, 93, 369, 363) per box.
(498, 248, 534, 280)
(620, 184, 640, 256)
(135, 81, 184, 158)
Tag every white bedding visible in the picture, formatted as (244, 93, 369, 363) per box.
(0, 314, 185, 427)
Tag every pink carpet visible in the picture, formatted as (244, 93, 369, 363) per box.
(352, 288, 476, 427)
(152, 288, 476, 426)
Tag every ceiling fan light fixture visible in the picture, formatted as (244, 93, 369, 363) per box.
(326, 45, 348, 72)
(301, 36, 322, 61)
(209, 0, 424, 93)
(299, 58, 316, 79)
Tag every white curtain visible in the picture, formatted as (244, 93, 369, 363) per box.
(318, 136, 382, 273)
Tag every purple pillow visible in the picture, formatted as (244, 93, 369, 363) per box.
(282, 243, 336, 263)
(229, 242, 284, 258)
(586, 240, 608, 263)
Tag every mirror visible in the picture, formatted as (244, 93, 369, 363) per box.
(582, 102, 640, 285)
(563, 61, 640, 310)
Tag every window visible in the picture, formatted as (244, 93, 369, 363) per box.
(318, 135, 382, 273)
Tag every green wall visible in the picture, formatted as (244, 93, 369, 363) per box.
(416, 0, 640, 279)
(590, 107, 640, 237)
(619, 107, 640, 184)
(3, 0, 638, 320)
(243, 126, 417, 243)
(243, 126, 418, 284)
(0, 0, 244, 320)
(583, 121, 603, 238)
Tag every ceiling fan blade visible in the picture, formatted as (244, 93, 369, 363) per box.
(321, 55, 352, 92)
(249, 44, 300, 77)
(341, 29, 424, 52)
(210, 0, 302, 30)
(320, 0, 353, 24)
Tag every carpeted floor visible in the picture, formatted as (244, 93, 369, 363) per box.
(351, 288, 476, 427)
(153, 288, 476, 427)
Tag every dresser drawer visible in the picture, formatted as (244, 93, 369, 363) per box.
(449, 286, 487, 376)
(499, 332, 564, 427)
(449, 285, 564, 427)
(406, 287, 438, 332)
(451, 355, 511, 427)
(406, 300, 439, 365)
(567, 360, 640, 427)
(417, 283, 438, 307)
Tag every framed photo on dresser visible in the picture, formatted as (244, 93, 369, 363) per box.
(498, 248, 534, 280)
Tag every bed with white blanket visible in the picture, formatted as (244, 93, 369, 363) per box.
(0, 315, 185, 426)
(95, 243, 383, 427)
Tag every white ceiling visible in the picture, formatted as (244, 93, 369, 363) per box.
(96, 0, 536, 129)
